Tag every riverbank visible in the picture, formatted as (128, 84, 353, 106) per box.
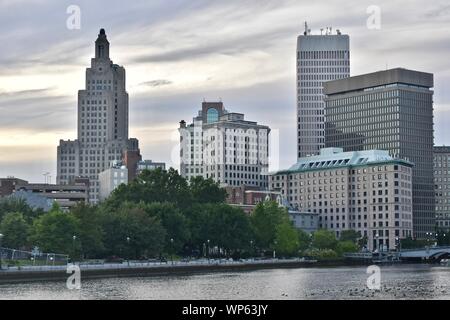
(0, 259, 367, 284)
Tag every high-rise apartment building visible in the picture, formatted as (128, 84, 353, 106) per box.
(269, 148, 413, 251)
(296, 24, 350, 158)
(324, 68, 435, 239)
(179, 101, 270, 188)
(434, 146, 450, 231)
(57, 29, 139, 203)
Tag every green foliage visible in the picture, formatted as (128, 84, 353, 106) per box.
(70, 203, 104, 259)
(0, 212, 30, 249)
(340, 230, 361, 243)
(400, 237, 429, 249)
(189, 176, 227, 204)
(140, 202, 190, 253)
(312, 229, 338, 251)
(275, 221, 300, 257)
(0, 198, 42, 223)
(29, 204, 79, 254)
(251, 201, 291, 250)
(186, 203, 253, 255)
(100, 203, 166, 259)
(337, 241, 359, 255)
(304, 248, 339, 260)
(297, 229, 312, 253)
(106, 168, 191, 208)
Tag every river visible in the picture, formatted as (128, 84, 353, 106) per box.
(0, 264, 448, 300)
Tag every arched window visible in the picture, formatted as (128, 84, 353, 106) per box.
(206, 108, 219, 123)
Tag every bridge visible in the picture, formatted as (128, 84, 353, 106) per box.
(399, 246, 450, 261)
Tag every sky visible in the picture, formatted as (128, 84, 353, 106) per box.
(0, 0, 450, 183)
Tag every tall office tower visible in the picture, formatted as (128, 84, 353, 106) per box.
(296, 24, 350, 158)
(179, 101, 270, 189)
(269, 148, 414, 251)
(324, 68, 435, 239)
(57, 29, 139, 203)
(434, 146, 450, 232)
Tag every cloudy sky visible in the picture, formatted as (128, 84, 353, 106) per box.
(0, 0, 449, 182)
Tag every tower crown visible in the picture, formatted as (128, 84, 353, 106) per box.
(95, 28, 110, 60)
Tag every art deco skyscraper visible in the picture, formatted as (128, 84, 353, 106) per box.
(296, 24, 350, 159)
(57, 29, 139, 203)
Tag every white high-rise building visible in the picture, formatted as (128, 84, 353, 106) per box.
(179, 101, 270, 189)
(296, 23, 350, 159)
(57, 29, 139, 203)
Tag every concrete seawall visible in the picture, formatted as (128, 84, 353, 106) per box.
(0, 259, 362, 284)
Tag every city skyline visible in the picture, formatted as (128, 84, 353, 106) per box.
(1, 0, 450, 182)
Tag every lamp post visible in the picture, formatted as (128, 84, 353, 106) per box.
(170, 238, 174, 265)
(0, 233, 3, 270)
(273, 240, 278, 259)
(375, 233, 380, 261)
(207, 240, 210, 263)
(126, 236, 131, 266)
(72, 235, 77, 263)
(250, 240, 254, 259)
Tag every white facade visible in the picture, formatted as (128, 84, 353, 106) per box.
(98, 165, 128, 201)
(297, 25, 350, 158)
(57, 29, 139, 203)
(179, 102, 270, 188)
(270, 148, 413, 251)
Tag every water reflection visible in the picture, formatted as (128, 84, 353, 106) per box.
(0, 265, 448, 300)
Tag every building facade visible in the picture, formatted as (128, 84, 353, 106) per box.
(324, 68, 435, 239)
(98, 162, 128, 201)
(137, 160, 166, 176)
(434, 146, 450, 231)
(57, 29, 139, 203)
(14, 178, 89, 210)
(296, 24, 350, 158)
(0, 177, 28, 198)
(179, 101, 270, 188)
(269, 148, 413, 251)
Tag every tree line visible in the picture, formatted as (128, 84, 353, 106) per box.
(0, 168, 376, 262)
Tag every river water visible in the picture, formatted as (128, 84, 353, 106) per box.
(0, 264, 449, 300)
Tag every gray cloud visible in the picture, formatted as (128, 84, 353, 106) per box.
(0, 0, 450, 182)
(139, 80, 173, 87)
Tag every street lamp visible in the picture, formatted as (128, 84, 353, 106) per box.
(0, 233, 3, 270)
(273, 240, 278, 259)
(72, 235, 77, 263)
(170, 238, 174, 265)
(207, 240, 210, 263)
(126, 236, 131, 266)
(250, 240, 254, 259)
(375, 233, 380, 261)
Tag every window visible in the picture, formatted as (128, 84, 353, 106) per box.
(206, 108, 219, 123)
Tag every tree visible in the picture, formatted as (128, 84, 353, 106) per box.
(275, 222, 300, 257)
(189, 176, 227, 204)
(106, 168, 192, 208)
(0, 212, 30, 249)
(297, 229, 312, 253)
(100, 203, 166, 259)
(337, 241, 359, 255)
(0, 198, 40, 223)
(141, 202, 190, 254)
(185, 203, 253, 257)
(312, 229, 338, 250)
(29, 204, 79, 254)
(340, 230, 361, 243)
(70, 203, 104, 259)
(251, 201, 290, 250)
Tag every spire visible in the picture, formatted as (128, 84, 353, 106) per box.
(95, 28, 110, 60)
